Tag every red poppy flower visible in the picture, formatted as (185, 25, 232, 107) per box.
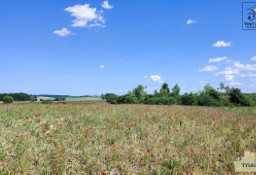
(147, 149, 150, 154)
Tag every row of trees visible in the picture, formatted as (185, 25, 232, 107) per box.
(0, 93, 37, 102)
(102, 83, 256, 107)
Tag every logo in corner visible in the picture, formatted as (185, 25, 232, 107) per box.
(234, 151, 256, 172)
(243, 2, 256, 30)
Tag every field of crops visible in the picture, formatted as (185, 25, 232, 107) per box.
(0, 104, 255, 174)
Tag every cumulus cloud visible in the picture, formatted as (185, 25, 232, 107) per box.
(233, 61, 256, 71)
(99, 65, 105, 69)
(198, 65, 218, 72)
(186, 19, 197, 25)
(212, 40, 231, 48)
(209, 56, 228, 63)
(251, 56, 256, 61)
(65, 4, 105, 28)
(102, 0, 114, 9)
(240, 73, 256, 77)
(53, 28, 72, 37)
(145, 74, 164, 83)
(215, 67, 239, 81)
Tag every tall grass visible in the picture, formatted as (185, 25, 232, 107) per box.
(0, 104, 255, 174)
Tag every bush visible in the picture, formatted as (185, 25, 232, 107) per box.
(123, 94, 137, 104)
(219, 95, 232, 107)
(172, 95, 181, 105)
(198, 93, 220, 107)
(145, 97, 176, 105)
(42, 100, 53, 104)
(229, 88, 251, 106)
(106, 95, 118, 104)
(3, 96, 13, 104)
(30, 96, 37, 102)
(53, 97, 66, 101)
(181, 93, 198, 106)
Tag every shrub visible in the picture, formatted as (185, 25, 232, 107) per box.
(3, 96, 13, 104)
(30, 96, 37, 102)
(181, 93, 198, 106)
(53, 97, 66, 101)
(198, 93, 220, 107)
(123, 94, 137, 104)
(42, 100, 53, 104)
(219, 95, 232, 107)
(229, 88, 251, 106)
(106, 95, 118, 104)
(145, 97, 176, 105)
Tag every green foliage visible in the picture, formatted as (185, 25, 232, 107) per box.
(219, 82, 231, 94)
(145, 97, 176, 105)
(105, 94, 118, 104)
(219, 95, 233, 107)
(132, 84, 147, 98)
(229, 88, 251, 106)
(0, 93, 32, 101)
(41, 100, 53, 104)
(181, 93, 198, 106)
(198, 93, 220, 107)
(30, 96, 37, 102)
(171, 84, 180, 96)
(3, 96, 14, 104)
(123, 94, 136, 104)
(53, 97, 66, 101)
(104, 83, 256, 107)
(159, 83, 171, 97)
(204, 85, 220, 100)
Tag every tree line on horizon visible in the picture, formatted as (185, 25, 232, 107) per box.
(0, 93, 37, 103)
(102, 83, 256, 107)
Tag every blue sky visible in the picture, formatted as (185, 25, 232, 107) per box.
(0, 0, 256, 95)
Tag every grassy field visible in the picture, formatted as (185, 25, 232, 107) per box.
(0, 104, 255, 174)
(65, 97, 102, 101)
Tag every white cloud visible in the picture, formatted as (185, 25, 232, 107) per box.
(251, 56, 256, 61)
(145, 74, 164, 83)
(240, 73, 256, 77)
(53, 28, 72, 37)
(209, 56, 228, 63)
(99, 65, 105, 69)
(212, 40, 231, 48)
(229, 81, 242, 86)
(215, 67, 239, 81)
(233, 61, 256, 71)
(65, 4, 105, 28)
(199, 65, 218, 72)
(186, 19, 197, 25)
(102, 0, 114, 9)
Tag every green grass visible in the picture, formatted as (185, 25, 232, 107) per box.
(223, 106, 256, 115)
(65, 97, 102, 101)
(65, 99, 106, 104)
(0, 104, 255, 174)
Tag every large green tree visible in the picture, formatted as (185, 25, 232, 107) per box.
(132, 84, 147, 98)
(160, 83, 171, 97)
(171, 84, 180, 96)
(204, 85, 220, 100)
(229, 88, 250, 106)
